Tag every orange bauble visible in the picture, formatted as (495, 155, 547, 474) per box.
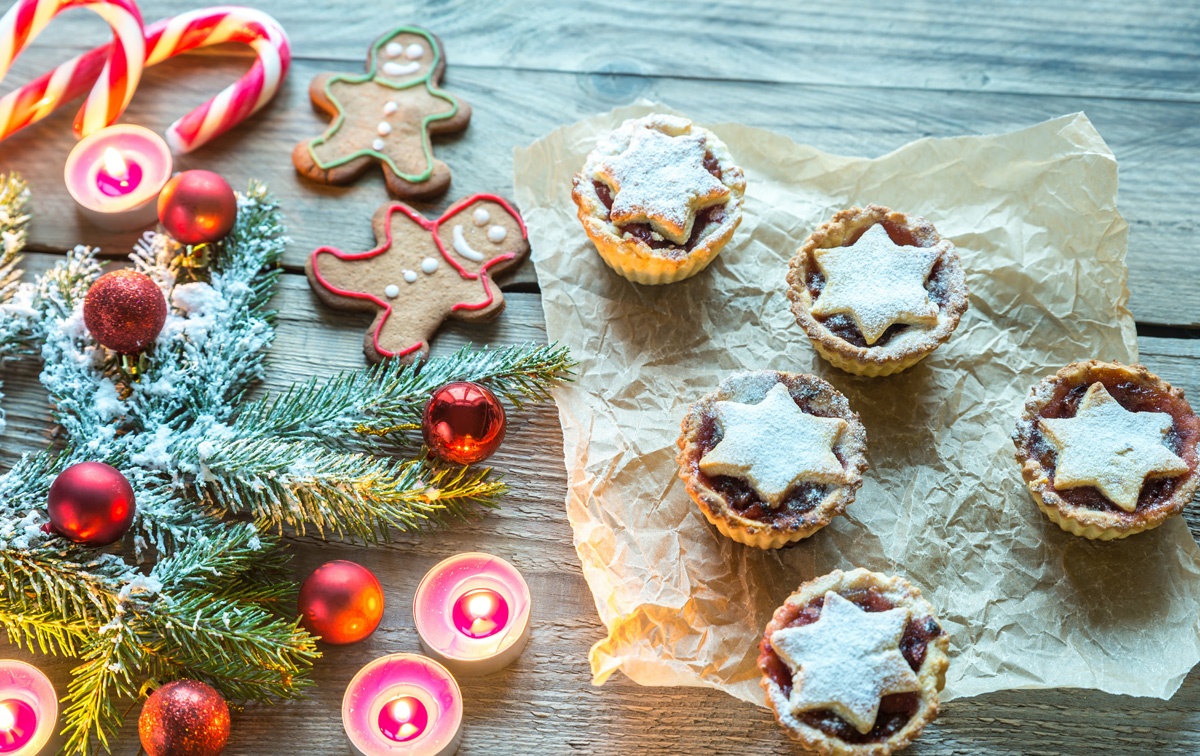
(298, 560, 385, 645)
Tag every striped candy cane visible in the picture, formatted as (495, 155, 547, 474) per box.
(0, 0, 144, 140)
(0, 5, 289, 153)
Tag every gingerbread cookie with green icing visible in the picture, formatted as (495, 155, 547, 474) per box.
(307, 195, 529, 363)
(293, 26, 471, 199)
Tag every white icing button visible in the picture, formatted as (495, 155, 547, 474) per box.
(421, 257, 439, 274)
(372, 138, 386, 151)
(403, 270, 418, 283)
(451, 225, 486, 262)
(383, 60, 420, 77)
(405, 43, 425, 60)
(385, 42, 403, 58)
(472, 208, 490, 226)
(487, 225, 508, 243)
(377, 122, 393, 136)
(383, 101, 398, 116)
(384, 284, 400, 299)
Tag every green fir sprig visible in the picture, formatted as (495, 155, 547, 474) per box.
(0, 173, 573, 754)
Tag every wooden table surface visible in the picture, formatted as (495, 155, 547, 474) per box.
(1, 1, 1199, 753)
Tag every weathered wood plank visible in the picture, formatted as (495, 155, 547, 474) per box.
(3, 271, 1200, 752)
(12, 0, 1200, 102)
(1, 55, 1197, 326)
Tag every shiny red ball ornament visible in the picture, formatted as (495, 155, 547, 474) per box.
(422, 382, 507, 465)
(47, 462, 136, 546)
(138, 679, 230, 756)
(298, 560, 384, 645)
(83, 270, 167, 354)
(157, 170, 238, 245)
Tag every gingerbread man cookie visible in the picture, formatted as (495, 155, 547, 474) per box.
(308, 195, 529, 362)
(293, 26, 471, 199)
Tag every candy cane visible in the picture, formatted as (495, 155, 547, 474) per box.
(0, 6, 289, 153)
(0, 0, 144, 140)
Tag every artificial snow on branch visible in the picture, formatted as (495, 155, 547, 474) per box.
(0, 174, 573, 755)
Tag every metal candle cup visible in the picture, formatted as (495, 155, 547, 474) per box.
(342, 653, 463, 756)
(0, 660, 56, 756)
(64, 124, 172, 231)
(413, 553, 531, 677)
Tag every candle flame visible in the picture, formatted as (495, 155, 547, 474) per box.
(102, 148, 129, 182)
(389, 698, 413, 721)
(0, 702, 15, 733)
(467, 592, 496, 619)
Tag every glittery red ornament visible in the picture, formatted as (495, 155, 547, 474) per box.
(138, 679, 230, 756)
(157, 170, 237, 245)
(47, 462, 136, 546)
(83, 270, 167, 354)
(422, 382, 506, 465)
(298, 560, 384, 645)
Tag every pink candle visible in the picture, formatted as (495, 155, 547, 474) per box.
(414, 553, 531, 676)
(342, 653, 463, 756)
(64, 124, 172, 231)
(0, 661, 56, 756)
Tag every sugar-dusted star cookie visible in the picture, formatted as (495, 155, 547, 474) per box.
(293, 26, 471, 199)
(1040, 382, 1189, 512)
(700, 382, 848, 506)
(307, 194, 528, 362)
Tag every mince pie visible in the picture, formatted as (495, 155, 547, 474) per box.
(759, 568, 949, 756)
(1012, 360, 1199, 540)
(571, 113, 746, 285)
(787, 205, 968, 376)
(676, 370, 868, 549)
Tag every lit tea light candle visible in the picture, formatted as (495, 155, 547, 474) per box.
(64, 124, 172, 231)
(414, 553, 531, 676)
(0, 660, 56, 756)
(342, 653, 463, 756)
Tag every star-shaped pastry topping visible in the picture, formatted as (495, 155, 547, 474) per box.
(700, 383, 847, 506)
(594, 126, 729, 244)
(812, 224, 942, 345)
(771, 592, 919, 735)
(1039, 382, 1189, 511)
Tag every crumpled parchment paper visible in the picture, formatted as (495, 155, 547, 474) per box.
(513, 102, 1200, 705)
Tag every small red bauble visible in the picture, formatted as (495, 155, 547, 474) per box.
(422, 382, 507, 465)
(83, 270, 167, 354)
(47, 462, 136, 546)
(138, 679, 230, 756)
(298, 560, 384, 645)
(157, 170, 238, 245)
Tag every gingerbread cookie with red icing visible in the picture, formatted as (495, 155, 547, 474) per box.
(293, 26, 471, 199)
(307, 195, 528, 362)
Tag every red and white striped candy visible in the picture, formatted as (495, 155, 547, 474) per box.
(0, 5, 289, 153)
(0, 0, 144, 140)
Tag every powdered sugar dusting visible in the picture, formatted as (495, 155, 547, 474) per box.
(812, 224, 941, 344)
(700, 383, 847, 505)
(770, 592, 919, 734)
(592, 116, 730, 244)
(1040, 382, 1189, 511)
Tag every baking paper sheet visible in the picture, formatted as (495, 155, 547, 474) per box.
(513, 102, 1200, 705)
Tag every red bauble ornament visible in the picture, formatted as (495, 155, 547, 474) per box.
(47, 462, 136, 546)
(157, 170, 237, 245)
(298, 560, 384, 645)
(83, 270, 167, 354)
(422, 382, 507, 465)
(139, 679, 230, 756)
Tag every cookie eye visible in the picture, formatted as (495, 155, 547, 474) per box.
(487, 225, 508, 244)
(405, 43, 425, 60)
(385, 42, 403, 58)
(473, 208, 491, 226)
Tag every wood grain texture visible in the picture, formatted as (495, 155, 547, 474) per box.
(1, 0, 1199, 753)
(3, 267, 1200, 754)
(2, 52, 1199, 325)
